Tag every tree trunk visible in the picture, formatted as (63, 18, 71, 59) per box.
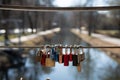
(88, 12, 93, 36)
(34, 12, 38, 33)
(27, 12, 34, 33)
(41, 12, 46, 31)
(22, 12, 25, 34)
(21, 1, 25, 34)
(2, 0, 11, 46)
(118, 11, 120, 37)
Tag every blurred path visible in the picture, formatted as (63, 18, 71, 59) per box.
(0, 28, 61, 46)
(81, 30, 120, 46)
(71, 29, 120, 46)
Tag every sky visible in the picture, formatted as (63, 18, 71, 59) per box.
(53, 0, 86, 7)
(53, 0, 108, 7)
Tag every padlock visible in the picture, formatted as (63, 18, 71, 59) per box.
(45, 50, 55, 67)
(80, 47, 85, 62)
(41, 47, 47, 66)
(80, 53, 85, 61)
(64, 48, 69, 66)
(59, 47, 63, 63)
(35, 49, 43, 62)
(69, 48, 72, 61)
(54, 48, 59, 62)
(53, 47, 59, 62)
(72, 54, 78, 66)
(64, 54, 69, 66)
(51, 48, 59, 61)
(50, 48, 55, 60)
(77, 47, 81, 64)
(77, 47, 81, 72)
(72, 47, 78, 66)
(41, 53, 46, 66)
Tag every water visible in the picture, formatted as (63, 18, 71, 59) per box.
(8, 30, 120, 80)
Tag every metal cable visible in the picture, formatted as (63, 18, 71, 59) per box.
(0, 45, 120, 48)
(0, 5, 120, 12)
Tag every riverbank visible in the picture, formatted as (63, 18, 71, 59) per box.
(22, 28, 61, 46)
(71, 29, 120, 63)
(0, 28, 61, 55)
(11, 28, 61, 45)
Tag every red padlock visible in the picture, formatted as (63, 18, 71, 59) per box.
(64, 54, 69, 66)
(69, 48, 72, 61)
(41, 53, 46, 66)
(64, 48, 69, 66)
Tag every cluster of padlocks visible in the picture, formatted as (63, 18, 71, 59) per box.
(35, 45, 85, 72)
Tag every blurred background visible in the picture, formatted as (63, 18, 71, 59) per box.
(0, 0, 120, 80)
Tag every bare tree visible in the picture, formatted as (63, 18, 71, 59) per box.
(1, 0, 11, 46)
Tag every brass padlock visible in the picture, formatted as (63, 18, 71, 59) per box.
(45, 50, 55, 67)
(59, 47, 63, 63)
(80, 47, 85, 62)
(77, 47, 81, 72)
(35, 49, 43, 62)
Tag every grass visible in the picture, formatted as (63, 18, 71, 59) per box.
(95, 30, 120, 38)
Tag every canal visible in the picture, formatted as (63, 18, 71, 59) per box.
(8, 29, 120, 80)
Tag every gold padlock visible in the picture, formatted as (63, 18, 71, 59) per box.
(59, 47, 63, 63)
(35, 49, 43, 62)
(45, 50, 55, 67)
(80, 46, 85, 62)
